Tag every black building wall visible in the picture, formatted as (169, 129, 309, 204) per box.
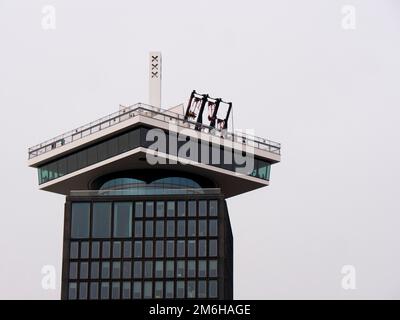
(61, 193, 233, 300)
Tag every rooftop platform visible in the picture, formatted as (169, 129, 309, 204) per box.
(28, 103, 280, 164)
(27, 103, 281, 198)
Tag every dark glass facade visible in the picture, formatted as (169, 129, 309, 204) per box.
(62, 195, 233, 300)
(38, 126, 271, 185)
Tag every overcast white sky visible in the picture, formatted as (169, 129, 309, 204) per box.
(1, 0, 400, 299)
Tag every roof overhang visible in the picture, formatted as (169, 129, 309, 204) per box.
(38, 147, 269, 198)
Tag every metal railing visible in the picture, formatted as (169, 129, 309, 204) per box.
(28, 103, 281, 159)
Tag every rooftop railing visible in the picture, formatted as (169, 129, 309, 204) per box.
(28, 103, 281, 159)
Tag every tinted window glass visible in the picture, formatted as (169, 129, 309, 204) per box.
(209, 220, 218, 236)
(92, 202, 112, 238)
(114, 202, 132, 237)
(199, 200, 207, 216)
(177, 201, 185, 217)
(156, 201, 164, 217)
(188, 201, 196, 216)
(71, 203, 90, 238)
(209, 200, 218, 216)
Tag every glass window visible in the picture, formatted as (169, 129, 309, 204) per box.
(101, 262, 110, 279)
(102, 241, 110, 259)
(167, 220, 175, 237)
(67, 153, 78, 173)
(155, 281, 163, 299)
(123, 241, 131, 258)
(209, 239, 218, 257)
(87, 146, 98, 166)
(188, 240, 196, 257)
(198, 280, 206, 298)
(209, 280, 218, 298)
(122, 282, 131, 299)
(90, 282, 99, 300)
(145, 240, 153, 258)
(134, 241, 142, 258)
(156, 201, 164, 217)
(39, 166, 49, 184)
(176, 281, 185, 298)
(144, 261, 153, 278)
(145, 202, 154, 217)
(199, 220, 207, 237)
(134, 221, 143, 238)
(58, 158, 67, 177)
(97, 141, 108, 162)
(80, 262, 88, 279)
(108, 137, 118, 157)
(47, 162, 58, 181)
(118, 133, 129, 153)
(165, 281, 174, 298)
(129, 129, 140, 149)
(188, 220, 196, 237)
(80, 242, 89, 259)
(133, 281, 141, 299)
(209, 220, 218, 237)
(187, 281, 196, 298)
(144, 281, 152, 299)
(209, 260, 218, 277)
(156, 221, 164, 237)
(167, 201, 175, 217)
(77, 149, 88, 169)
(145, 221, 153, 238)
(199, 260, 207, 277)
(188, 201, 196, 217)
(135, 202, 143, 218)
(177, 201, 185, 217)
(199, 200, 207, 217)
(79, 282, 88, 300)
(114, 202, 132, 237)
(156, 240, 164, 258)
(113, 241, 121, 258)
(91, 242, 100, 259)
(199, 240, 207, 257)
(177, 240, 185, 257)
(68, 282, 77, 300)
(91, 262, 99, 279)
(47, 161, 58, 180)
(71, 202, 90, 238)
(133, 261, 142, 279)
(92, 202, 112, 238)
(111, 282, 120, 299)
(188, 260, 196, 278)
(209, 200, 218, 216)
(177, 260, 185, 278)
(70, 242, 78, 259)
(69, 262, 77, 279)
(166, 240, 174, 257)
(162, 261, 173, 279)
(123, 261, 131, 279)
(257, 160, 270, 180)
(155, 261, 163, 278)
(100, 282, 109, 300)
(177, 220, 185, 237)
(112, 262, 121, 279)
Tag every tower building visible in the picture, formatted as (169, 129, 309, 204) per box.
(28, 53, 281, 300)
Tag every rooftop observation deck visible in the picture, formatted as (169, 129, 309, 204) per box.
(28, 103, 281, 160)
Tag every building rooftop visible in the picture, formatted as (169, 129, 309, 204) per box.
(28, 103, 281, 161)
(27, 102, 281, 198)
